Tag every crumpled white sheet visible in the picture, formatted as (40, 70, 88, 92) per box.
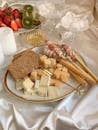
(0, 0, 98, 130)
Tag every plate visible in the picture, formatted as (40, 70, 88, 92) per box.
(4, 46, 85, 103)
(1, 2, 45, 35)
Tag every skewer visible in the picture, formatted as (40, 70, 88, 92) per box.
(60, 59, 96, 84)
(69, 71, 88, 87)
(45, 42, 97, 85)
(74, 53, 98, 82)
(62, 44, 98, 82)
(46, 41, 68, 62)
(47, 42, 98, 83)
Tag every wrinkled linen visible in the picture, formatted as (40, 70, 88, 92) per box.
(0, 0, 98, 130)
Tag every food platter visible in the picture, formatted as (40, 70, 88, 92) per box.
(4, 46, 86, 103)
(0, 2, 44, 34)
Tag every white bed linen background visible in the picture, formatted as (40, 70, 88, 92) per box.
(0, 0, 98, 130)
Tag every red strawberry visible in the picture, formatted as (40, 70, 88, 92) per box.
(0, 10, 5, 18)
(0, 21, 7, 27)
(3, 15, 11, 26)
(0, 17, 2, 22)
(15, 18, 22, 28)
(12, 9, 20, 14)
(10, 20, 18, 31)
(3, 7, 12, 15)
(12, 9, 22, 19)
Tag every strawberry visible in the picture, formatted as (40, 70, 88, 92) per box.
(0, 17, 2, 22)
(10, 19, 18, 31)
(12, 9, 20, 14)
(12, 9, 21, 18)
(3, 7, 12, 15)
(0, 21, 7, 27)
(12, 9, 22, 28)
(15, 18, 22, 28)
(3, 15, 11, 26)
(0, 10, 5, 18)
(10, 15, 18, 31)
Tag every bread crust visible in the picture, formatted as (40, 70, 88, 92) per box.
(8, 50, 40, 80)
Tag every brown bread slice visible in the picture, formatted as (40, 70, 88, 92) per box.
(8, 50, 40, 80)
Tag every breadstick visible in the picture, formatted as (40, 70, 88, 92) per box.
(60, 59, 96, 84)
(75, 53, 98, 82)
(69, 71, 88, 87)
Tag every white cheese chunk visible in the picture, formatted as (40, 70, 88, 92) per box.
(23, 77, 34, 91)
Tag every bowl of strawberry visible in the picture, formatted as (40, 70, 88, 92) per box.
(0, 5, 42, 32)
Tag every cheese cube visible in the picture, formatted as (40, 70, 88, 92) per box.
(23, 77, 34, 91)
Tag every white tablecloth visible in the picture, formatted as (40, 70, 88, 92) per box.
(0, 0, 98, 130)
